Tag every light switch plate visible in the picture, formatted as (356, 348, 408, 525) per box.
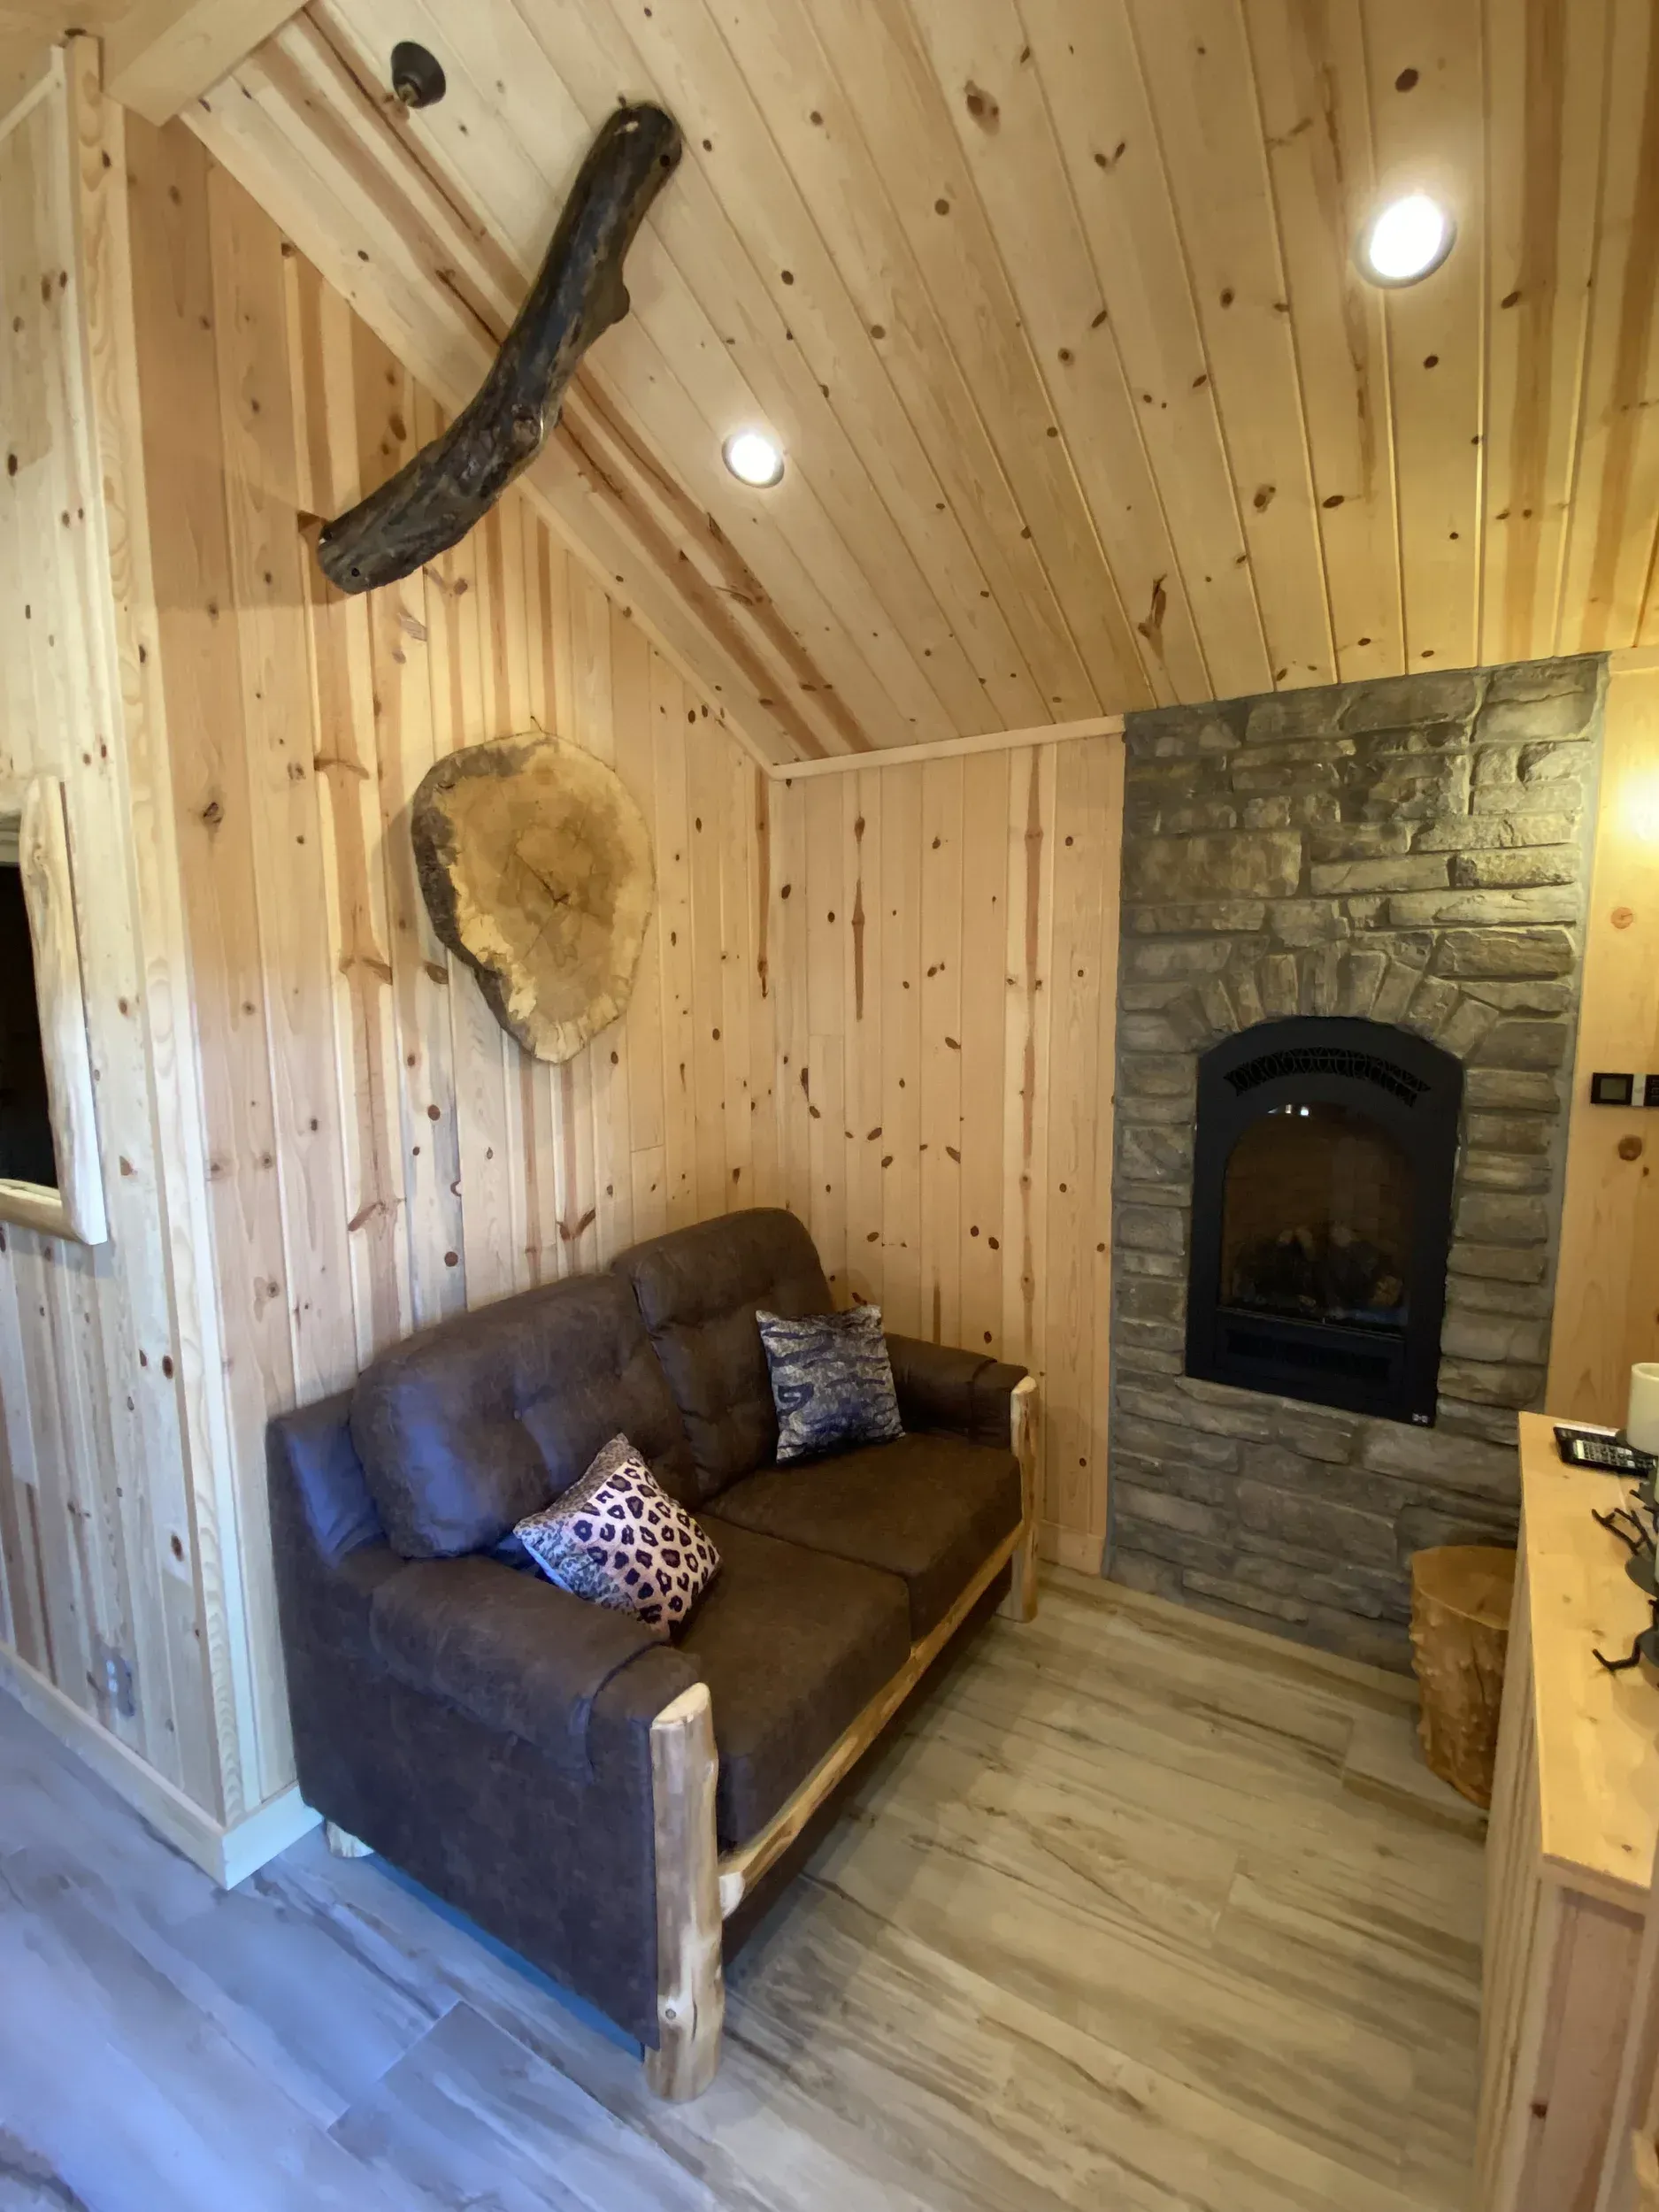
(1592, 1071, 1636, 1106)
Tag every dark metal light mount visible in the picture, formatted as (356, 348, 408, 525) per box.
(391, 41, 446, 110)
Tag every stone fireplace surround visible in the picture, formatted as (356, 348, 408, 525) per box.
(1107, 655, 1603, 1670)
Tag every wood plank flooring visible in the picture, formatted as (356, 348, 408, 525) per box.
(0, 1573, 1483, 2211)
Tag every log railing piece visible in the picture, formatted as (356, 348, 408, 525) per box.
(323, 1822, 373, 1859)
(715, 1521, 1024, 1924)
(317, 103, 681, 594)
(998, 1373, 1041, 1622)
(643, 1683, 724, 2101)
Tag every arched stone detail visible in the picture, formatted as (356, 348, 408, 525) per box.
(1156, 948, 1501, 1064)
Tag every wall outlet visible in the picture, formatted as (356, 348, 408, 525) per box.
(1594, 1071, 1659, 1106)
(96, 1642, 136, 1721)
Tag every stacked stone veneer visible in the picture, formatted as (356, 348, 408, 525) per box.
(1108, 655, 1603, 1670)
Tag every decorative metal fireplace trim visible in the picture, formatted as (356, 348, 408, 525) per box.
(1186, 1017, 1463, 1427)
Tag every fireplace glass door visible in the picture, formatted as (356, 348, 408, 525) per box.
(1186, 1018, 1462, 1425)
(1222, 1102, 1414, 1333)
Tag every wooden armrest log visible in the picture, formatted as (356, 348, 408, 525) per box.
(997, 1374, 1041, 1623)
(643, 1379, 1035, 2098)
(713, 1522, 1022, 1924)
(643, 1682, 724, 2101)
(323, 1821, 373, 1859)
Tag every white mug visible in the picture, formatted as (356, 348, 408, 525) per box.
(1629, 1363, 1659, 1455)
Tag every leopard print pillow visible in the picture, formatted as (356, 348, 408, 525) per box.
(512, 1434, 719, 1638)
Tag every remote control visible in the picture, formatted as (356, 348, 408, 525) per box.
(1555, 1427, 1659, 1476)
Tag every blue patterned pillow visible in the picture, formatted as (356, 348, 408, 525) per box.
(512, 1435, 719, 1638)
(757, 1304, 904, 1464)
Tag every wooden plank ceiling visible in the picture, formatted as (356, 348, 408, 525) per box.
(172, 0, 1659, 759)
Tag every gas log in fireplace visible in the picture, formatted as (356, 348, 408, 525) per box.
(1185, 1018, 1462, 1427)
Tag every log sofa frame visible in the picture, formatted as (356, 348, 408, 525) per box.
(647, 1372, 1039, 2098)
(325, 1373, 1041, 2101)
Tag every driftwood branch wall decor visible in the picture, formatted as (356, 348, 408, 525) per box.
(412, 735, 656, 1064)
(316, 103, 682, 593)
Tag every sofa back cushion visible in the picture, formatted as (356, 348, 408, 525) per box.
(611, 1209, 832, 1501)
(349, 1276, 696, 1559)
(267, 1389, 385, 1569)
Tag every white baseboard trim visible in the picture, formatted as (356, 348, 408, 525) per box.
(0, 1643, 319, 1886)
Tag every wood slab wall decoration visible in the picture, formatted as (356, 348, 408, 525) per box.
(411, 735, 655, 1064)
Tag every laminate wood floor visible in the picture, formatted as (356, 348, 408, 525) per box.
(0, 1573, 1483, 2212)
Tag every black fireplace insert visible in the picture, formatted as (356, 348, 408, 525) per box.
(1185, 1017, 1463, 1425)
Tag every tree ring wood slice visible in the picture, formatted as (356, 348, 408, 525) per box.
(411, 733, 655, 1064)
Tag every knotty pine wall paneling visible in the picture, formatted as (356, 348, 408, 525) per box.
(0, 54, 232, 1830)
(121, 116, 790, 1811)
(2, 71, 1127, 1863)
(1547, 655, 1659, 1421)
(766, 737, 1124, 1573)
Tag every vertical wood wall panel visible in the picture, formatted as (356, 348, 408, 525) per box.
(0, 60, 230, 1820)
(768, 734, 1123, 1572)
(114, 127, 796, 1802)
(127, 118, 304, 1802)
(1547, 660, 1659, 1420)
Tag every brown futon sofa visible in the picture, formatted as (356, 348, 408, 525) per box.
(266, 1209, 1038, 2097)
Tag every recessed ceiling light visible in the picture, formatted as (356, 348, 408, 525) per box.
(722, 430, 786, 488)
(1357, 192, 1455, 286)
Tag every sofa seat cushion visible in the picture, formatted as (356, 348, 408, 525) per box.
(684, 1518, 910, 1848)
(710, 1433, 1022, 1640)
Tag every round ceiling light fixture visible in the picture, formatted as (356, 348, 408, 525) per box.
(722, 430, 786, 488)
(1356, 192, 1455, 286)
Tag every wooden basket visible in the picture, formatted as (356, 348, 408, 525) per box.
(1409, 1545, 1516, 1809)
